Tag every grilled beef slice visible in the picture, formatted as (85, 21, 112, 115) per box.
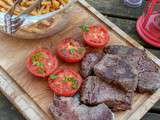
(104, 45, 146, 57)
(137, 72, 160, 93)
(94, 54, 138, 92)
(135, 56, 159, 73)
(81, 76, 133, 111)
(104, 45, 160, 93)
(50, 95, 114, 120)
(81, 52, 103, 78)
(104, 45, 158, 72)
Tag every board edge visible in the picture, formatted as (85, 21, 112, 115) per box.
(78, 0, 160, 120)
(0, 0, 160, 120)
(0, 66, 52, 120)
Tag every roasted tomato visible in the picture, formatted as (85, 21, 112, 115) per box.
(81, 25, 109, 48)
(57, 38, 86, 63)
(48, 69, 82, 96)
(26, 49, 58, 78)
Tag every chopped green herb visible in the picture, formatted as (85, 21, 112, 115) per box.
(32, 52, 44, 62)
(78, 48, 84, 54)
(50, 75, 57, 79)
(80, 24, 89, 32)
(63, 76, 78, 89)
(37, 69, 45, 74)
(71, 80, 78, 89)
(89, 17, 95, 23)
(69, 48, 75, 55)
(33, 61, 44, 67)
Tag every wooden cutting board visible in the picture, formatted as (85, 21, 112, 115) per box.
(0, 0, 160, 120)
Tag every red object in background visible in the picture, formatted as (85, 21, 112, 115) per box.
(136, 0, 160, 48)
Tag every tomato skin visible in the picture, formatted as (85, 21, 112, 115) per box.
(56, 38, 86, 63)
(26, 49, 58, 78)
(83, 25, 109, 48)
(48, 69, 83, 96)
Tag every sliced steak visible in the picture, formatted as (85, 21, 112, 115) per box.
(81, 76, 133, 111)
(104, 45, 160, 93)
(137, 72, 160, 93)
(104, 45, 145, 57)
(50, 95, 114, 120)
(136, 56, 159, 73)
(105, 45, 158, 72)
(94, 54, 138, 92)
(81, 52, 103, 78)
(125, 56, 159, 93)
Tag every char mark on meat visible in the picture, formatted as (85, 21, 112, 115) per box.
(81, 76, 133, 111)
(104, 45, 160, 93)
(50, 94, 114, 120)
(94, 54, 138, 92)
(81, 52, 103, 78)
(104, 45, 145, 57)
(137, 72, 160, 93)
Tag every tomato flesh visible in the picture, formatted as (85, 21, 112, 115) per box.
(26, 49, 58, 78)
(83, 25, 109, 48)
(57, 38, 86, 63)
(48, 69, 82, 96)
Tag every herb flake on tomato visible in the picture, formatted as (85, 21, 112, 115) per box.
(82, 25, 109, 48)
(69, 48, 75, 55)
(80, 24, 89, 32)
(26, 49, 58, 78)
(48, 69, 82, 96)
(32, 61, 44, 67)
(63, 76, 78, 89)
(37, 68, 45, 74)
(57, 38, 86, 63)
(50, 74, 57, 79)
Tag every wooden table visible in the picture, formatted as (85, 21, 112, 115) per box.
(0, 0, 160, 120)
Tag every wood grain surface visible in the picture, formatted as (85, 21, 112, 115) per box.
(0, 0, 160, 120)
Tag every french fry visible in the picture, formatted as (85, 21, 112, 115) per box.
(23, 26, 43, 33)
(1, 0, 70, 15)
(3, 0, 13, 6)
(0, 7, 6, 12)
(0, 1, 11, 9)
(0, 0, 67, 33)
(0, 1, 21, 14)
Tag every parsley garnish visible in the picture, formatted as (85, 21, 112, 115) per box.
(33, 61, 44, 67)
(37, 69, 45, 74)
(78, 48, 84, 54)
(32, 52, 44, 62)
(80, 24, 89, 32)
(50, 75, 57, 79)
(31, 52, 46, 67)
(63, 76, 78, 89)
(69, 48, 75, 55)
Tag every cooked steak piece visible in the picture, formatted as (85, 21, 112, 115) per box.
(105, 45, 158, 72)
(81, 76, 133, 111)
(104, 45, 160, 93)
(104, 45, 146, 57)
(50, 95, 114, 120)
(136, 56, 159, 73)
(94, 54, 138, 92)
(129, 56, 160, 93)
(137, 72, 160, 93)
(81, 52, 103, 78)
